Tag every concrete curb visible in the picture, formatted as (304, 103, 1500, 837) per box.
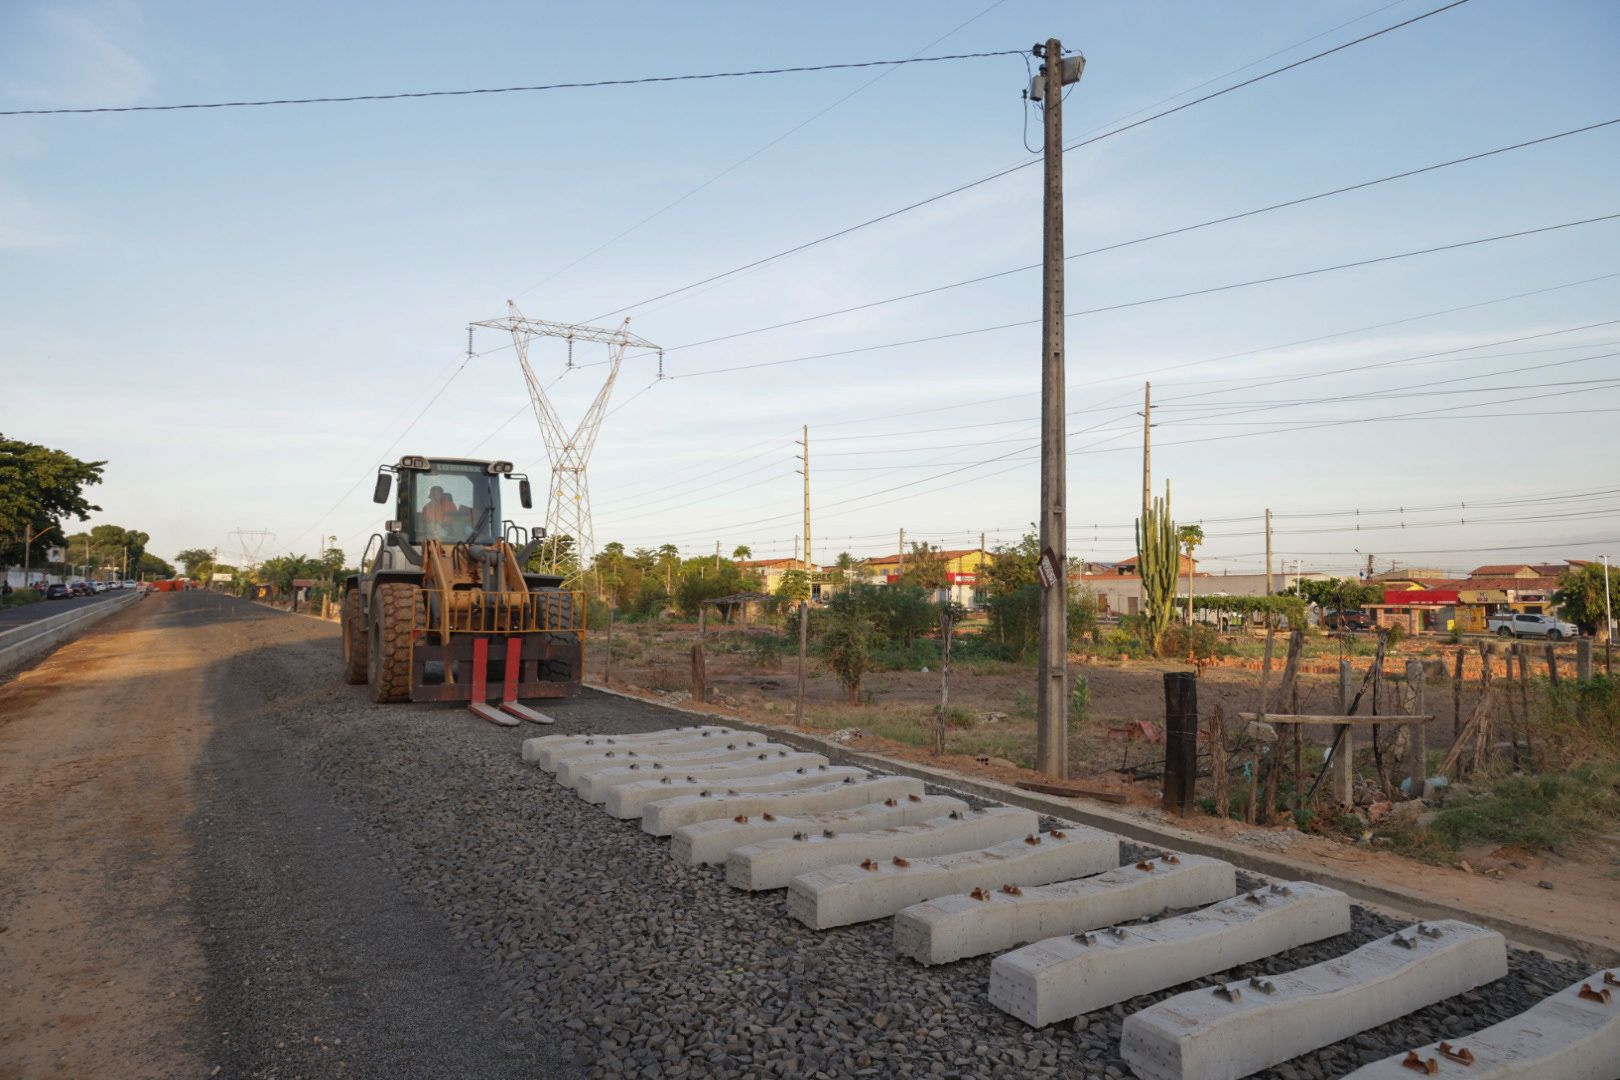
(581, 681, 1620, 966)
(0, 592, 142, 677)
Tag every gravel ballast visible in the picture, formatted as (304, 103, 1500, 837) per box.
(196, 595, 1593, 1078)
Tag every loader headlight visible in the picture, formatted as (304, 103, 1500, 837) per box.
(488, 460, 513, 474)
(400, 455, 429, 470)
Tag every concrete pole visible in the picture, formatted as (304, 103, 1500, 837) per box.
(801, 424, 811, 571)
(1035, 37, 1069, 780)
(794, 600, 808, 728)
(1141, 381, 1151, 520)
(1264, 508, 1273, 596)
(1603, 553, 1613, 675)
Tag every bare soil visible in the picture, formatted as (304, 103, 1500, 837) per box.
(0, 596, 211, 1079)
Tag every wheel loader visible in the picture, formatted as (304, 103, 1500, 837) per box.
(340, 454, 582, 724)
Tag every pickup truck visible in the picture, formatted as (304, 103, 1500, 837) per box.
(1487, 612, 1578, 640)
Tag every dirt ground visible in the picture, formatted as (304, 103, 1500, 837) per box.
(591, 620, 1620, 954)
(0, 596, 211, 1079)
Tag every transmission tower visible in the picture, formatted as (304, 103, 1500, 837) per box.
(470, 302, 661, 584)
(230, 528, 275, 571)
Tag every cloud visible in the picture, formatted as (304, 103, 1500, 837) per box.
(0, 2, 152, 111)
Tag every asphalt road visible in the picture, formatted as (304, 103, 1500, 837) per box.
(0, 586, 132, 634)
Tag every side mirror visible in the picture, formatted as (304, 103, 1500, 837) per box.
(519, 478, 533, 509)
(372, 471, 392, 504)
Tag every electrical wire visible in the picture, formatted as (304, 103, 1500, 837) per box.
(0, 50, 1027, 117)
(587, 0, 1478, 322)
(666, 213, 1620, 380)
(661, 117, 1620, 354)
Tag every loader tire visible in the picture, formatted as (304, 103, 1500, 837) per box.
(369, 583, 422, 704)
(341, 588, 368, 684)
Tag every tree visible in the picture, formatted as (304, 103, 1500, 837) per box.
(776, 569, 810, 605)
(731, 545, 752, 561)
(137, 552, 174, 579)
(900, 542, 949, 590)
(983, 528, 1041, 598)
(0, 435, 104, 570)
(1136, 495, 1179, 654)
(1285, 577, 1380, 613)
(817, 604, 874, 704)
(176, 548, 214, 577)
(1554, 563, 1618, 641)
(1177, 524, 1205, 626)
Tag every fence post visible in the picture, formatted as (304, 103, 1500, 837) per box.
(1405, 659, 1426, 798)
(1331, 660, 1354, 806)
(1576, 638, 1592, 680)
(1162, 672, 1198, 817)
(690, 638, 706, 705)
(935, 608, 953, 755)
(794, 601, 808, 728)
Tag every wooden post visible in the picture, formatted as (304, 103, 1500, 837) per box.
(604, 609, 614, 685)
(1474, 642, 1495, 771)
(794, 600, 808, 728)
(1209, 703, 1228, 819)
(1405, 659, 1426, 798)
(1162, 672, 1198, 817)
(1245, 626, 1275, 824)
(1452, 648, 1465, 736)
(934, 607, 953, 756)
(1331, 660, 1354, 805)
(1519, 644, 1535, 771)
(1545, 643, 1560, 687)
(1501, 645, 1523, 766)
(1264, 631, 1302, 822)
(699, 604, 707, 641)
(1576, 637, 1593, 680)
(690, 639, 706, 705)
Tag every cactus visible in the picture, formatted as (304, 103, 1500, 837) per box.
(1135, 494, 1179, 654)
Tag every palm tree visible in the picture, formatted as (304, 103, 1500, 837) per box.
(1177, 524, 1205, 626)
(732, 545, 752, 561)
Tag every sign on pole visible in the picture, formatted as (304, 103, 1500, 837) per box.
(46, 546, 65, 563)
(1037, 547, 1061, 590)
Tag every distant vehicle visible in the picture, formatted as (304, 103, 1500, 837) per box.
(1488, 612, 1578, 640)
(68, 581, 91, 597)
(91, 581, 107, 593)
(46, 583, 72, 599)
(1323, 609, 1373, 631)
(123, 580, 137, 589)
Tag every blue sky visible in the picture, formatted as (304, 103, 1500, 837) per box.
(3, 0, 1618, 576)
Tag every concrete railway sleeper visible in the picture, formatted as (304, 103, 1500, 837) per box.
(606, 764, 868, 819)
(893, 852, 1237, 966)
(556, 739, 783, 788)
(648, 775, 929, 838)
(669, 793, 966, 865)
(1119, 920, 1508, 1080)
(1344, 967, 1620, 1080)
(726, 806, 1040, 892)
(583, 750, 826, 805)
(786, 827, 1119, 931)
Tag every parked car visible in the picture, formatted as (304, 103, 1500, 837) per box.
(1487, 612, 1578, 640)
(1323, 609, 1373, 631)
(68, 581, 90, 596)
(45, 583, 72, 599)
(91, 581, 107, 593)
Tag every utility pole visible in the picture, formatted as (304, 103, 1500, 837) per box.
(1140, 381, 1152, 519)
(1034, 37, 1082, 780)
(1264, 509, 1273, 596)
(1602, 553, 1613, 675)
(897, 527, 905, 581)
(796, 424, 811, 570)
(714, 540, 720, 572)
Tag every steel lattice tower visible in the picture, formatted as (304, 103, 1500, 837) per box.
(470, 302, 661, 584)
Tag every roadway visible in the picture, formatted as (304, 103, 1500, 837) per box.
(0, 587, 133, 635)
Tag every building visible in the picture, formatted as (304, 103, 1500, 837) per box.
(1370, 561, 1581, 634)
(1078, 570, 1331, 619)
(861, 548, 993, 608)
(735, 558, 815, 598)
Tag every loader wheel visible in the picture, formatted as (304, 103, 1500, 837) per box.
(369, 583, 423, 704)
(340, 589, 368, 685)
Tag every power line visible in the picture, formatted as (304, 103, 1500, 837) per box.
(663, 117, 1620, 353)
(509, 0, 1012, 298)
(587, 0, 1477, 321)
(0, 50, 1026, 117)
(667, 213, 1620, 380)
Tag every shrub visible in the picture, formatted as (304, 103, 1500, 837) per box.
(1160, 623, 1219, 665)
(816, 606, 875, 704)
(1070, 676, 1090, 724)
(749, 633, 789, 670)
(1385, 622, 1406, 648)
(1426, 762, 1620, 854)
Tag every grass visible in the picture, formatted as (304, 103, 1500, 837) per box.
(794, 702, 1038, 768)
(1427, 763, 1620, 854)
(0, 588, 42, 609)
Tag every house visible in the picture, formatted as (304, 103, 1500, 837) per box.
(1078, 570, 1331, 619)
(861, 548, 993, 608)
(1108, 553, 1198, 577)
(736, 558, 815, 598)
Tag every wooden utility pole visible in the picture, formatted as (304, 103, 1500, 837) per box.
(1035, 37, 1074, 780)
(1140, 381, 1152, 519)
(897, 527, 905, 580)
(797, 424, 812, 570)
(1264, 508, 1273, 596)
(714, 540, 720, 571)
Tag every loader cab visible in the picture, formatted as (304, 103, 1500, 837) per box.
(384, 457, 510, 546)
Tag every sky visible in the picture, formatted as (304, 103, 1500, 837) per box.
(3, 0, 1618, 578)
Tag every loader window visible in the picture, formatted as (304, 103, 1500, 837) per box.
(402, 462, 501, 544)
